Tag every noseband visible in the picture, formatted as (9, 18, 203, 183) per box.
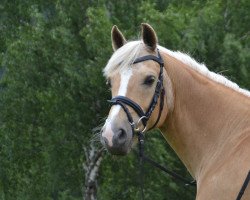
(109, 49, 165, 134)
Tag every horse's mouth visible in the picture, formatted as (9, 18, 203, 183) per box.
(101, 133, 135, 156)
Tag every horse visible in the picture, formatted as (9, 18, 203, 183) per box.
(100, 23, 250, 200)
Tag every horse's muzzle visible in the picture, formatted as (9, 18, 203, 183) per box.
(101, 122, 132, 155)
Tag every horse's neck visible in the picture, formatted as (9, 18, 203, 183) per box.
(160, 53, 250, 179)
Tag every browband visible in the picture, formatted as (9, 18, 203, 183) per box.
(133, 49, 163, 65)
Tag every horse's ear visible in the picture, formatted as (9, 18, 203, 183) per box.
(141, 23, 158, 51)
(111, 25, 126, 51)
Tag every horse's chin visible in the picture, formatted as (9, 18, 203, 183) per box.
(106, 138, 135, 156)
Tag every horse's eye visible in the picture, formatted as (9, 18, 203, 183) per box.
(106, 79, 111, 88)
(144, 75, 155, 86)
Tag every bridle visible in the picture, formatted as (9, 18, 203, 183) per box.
(109, 49, 165, 134)
(108, 49, 196, 199)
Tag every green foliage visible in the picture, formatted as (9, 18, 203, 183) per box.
(0, 0, 249, 199)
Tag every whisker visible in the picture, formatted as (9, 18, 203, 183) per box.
(90, 116, 108, 145)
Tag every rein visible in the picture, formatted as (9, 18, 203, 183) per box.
(109, 49, 196, 198)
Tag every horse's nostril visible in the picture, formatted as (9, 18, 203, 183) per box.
(118, 128, 127, 140)
(113, 128, 127, 145)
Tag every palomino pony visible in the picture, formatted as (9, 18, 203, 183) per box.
(101, 23, 250, 200)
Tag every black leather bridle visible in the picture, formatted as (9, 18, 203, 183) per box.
(109, 49, 165, 134)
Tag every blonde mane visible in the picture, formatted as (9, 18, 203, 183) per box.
(104, 41, 250, 97)
(103, 41, 143, 77)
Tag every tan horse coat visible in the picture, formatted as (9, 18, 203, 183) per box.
(159, 52, 250, 200)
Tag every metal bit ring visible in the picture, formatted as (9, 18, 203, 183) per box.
(134, 116, 147, 133)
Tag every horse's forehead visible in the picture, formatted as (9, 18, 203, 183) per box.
(108, 68, 132, 98)
(104, 44, 153, 77)
(106, 46, 159, 88)
(110, 60, 158, 86)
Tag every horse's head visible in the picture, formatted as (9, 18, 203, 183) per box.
(101, 24, 173, 155)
